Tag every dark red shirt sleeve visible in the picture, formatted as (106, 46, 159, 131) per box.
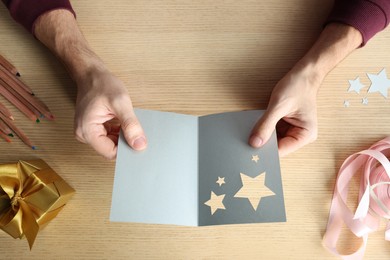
(327, 0, 390, 46)
(2, 0, 76, 35)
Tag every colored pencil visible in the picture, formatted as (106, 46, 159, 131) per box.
(0, 54, 19, 77)
(0, 119, 12, 135)
(0, 80, 37, 121)
(0, 79, 42, 119)
(0, 64, 33, 95)
(0, 113, 35, 149)
(0, 75, 53, 120)
(0, 130, 11, 143)
(0, 54, 54, 121)
(0, 102, 13, 120)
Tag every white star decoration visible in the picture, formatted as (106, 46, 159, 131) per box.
(362, 97, 368, 105)
(251, 155, 260, 163)
(234, 172, 275, 211)
(367, 68, 390, 98)
(348, 77, 365, 94)
(343, 100, 350, 108)
(216, 176, 225, 186)
(204, 191, 226, 215)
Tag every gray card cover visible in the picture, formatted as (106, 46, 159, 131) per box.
(198, 111, 285, 225)
(110, 109, 286, 226)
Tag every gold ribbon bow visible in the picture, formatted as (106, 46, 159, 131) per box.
(0, 160, 75, 249)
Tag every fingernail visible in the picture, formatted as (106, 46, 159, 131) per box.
(249, 135, 263, 147)
(132, 136, 147, 150)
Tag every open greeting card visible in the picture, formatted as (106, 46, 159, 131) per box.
(110, 109, 286, 226)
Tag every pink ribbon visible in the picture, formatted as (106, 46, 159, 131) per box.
(323, 137, 390, 259)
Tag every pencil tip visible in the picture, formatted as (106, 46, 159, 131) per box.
(31, 93, 35, 96)
(32, 146, 37, 150)
(10, 116, 14, 120)
(16, 72, 21, 77)
(8, 133, 14, 137)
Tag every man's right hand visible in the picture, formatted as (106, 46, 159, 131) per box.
(74, 67, 147, 160)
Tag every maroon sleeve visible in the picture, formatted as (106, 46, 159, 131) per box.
(2, 0, 76, 35)
(326, 0, 390, 46)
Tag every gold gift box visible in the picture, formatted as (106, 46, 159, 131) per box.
(0, 159, 75, 249)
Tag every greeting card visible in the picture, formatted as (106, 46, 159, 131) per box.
(110, 109, 286, 226)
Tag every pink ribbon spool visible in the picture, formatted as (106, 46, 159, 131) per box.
(323, 137, 390, 259)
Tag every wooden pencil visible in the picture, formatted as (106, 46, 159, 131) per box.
(0, 130, 11, 143)
(14, 77, 51, 112)
(0, 79, 42, 119)
(0, 64, 33, 95)
(0, 113, 35, 149)
(0, 118, 13, 135)
(0, 101, 13, 120)
(0, 80, 37, 121)
(0, 54, 19, 77)
(24, 87, 50, 112)
(0, 74, 53, 120)
(0, 60, 53, 119)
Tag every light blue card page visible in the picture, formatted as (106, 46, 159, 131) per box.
(111, 109, 198, 226)
(110, 109, 286, 226)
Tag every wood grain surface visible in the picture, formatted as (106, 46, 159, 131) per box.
(1, 1, 390, 259)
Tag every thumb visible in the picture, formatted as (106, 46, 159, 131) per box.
(249, 109, 282, 148)
(114, 103, 147, 151)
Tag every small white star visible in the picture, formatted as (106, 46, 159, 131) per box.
(367, 68, 390, 98)
(362, 97, 368, 105)
(348, 77, 365, 94)
(216, 176, 225, 186)
(204, 191, 226, 215)
(343, 100, 350, 107)
(251, 155, 260, 163)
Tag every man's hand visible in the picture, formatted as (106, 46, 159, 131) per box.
(34, 9, 147, 159)
(74, 67, 146, 159)
(249, 68, 319, 157)
(249, 23, 362, 156)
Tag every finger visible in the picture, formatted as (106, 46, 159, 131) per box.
(104, 120, 121, 135)
(87, 129, 118, 160)
(277, 127, 316, 157)
(275, 119, 290, 138)
(249, 108, 284, 148)
(278, 136, 305, 157)
(75, 121, 119, 159)
(112, 100, 147, 151)
(107, 134, 119, 145)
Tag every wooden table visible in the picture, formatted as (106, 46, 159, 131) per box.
(1, 1, 390, 259)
